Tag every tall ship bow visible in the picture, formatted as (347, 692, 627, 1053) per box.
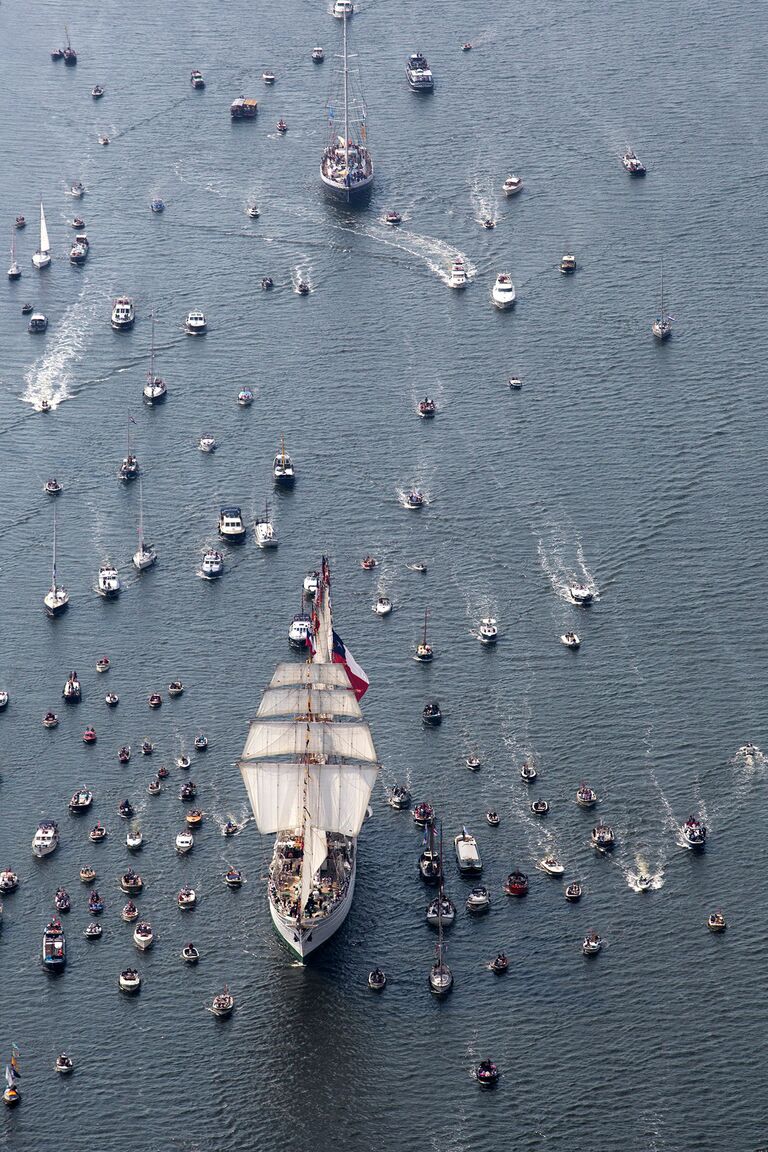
(239, 559, 379, 959)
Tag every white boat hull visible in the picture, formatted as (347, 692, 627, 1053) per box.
(269, 852, 357, 960)
(133, 550, 156, 571)
(32, 252, 51, 269)
(32, 840, 58, 858)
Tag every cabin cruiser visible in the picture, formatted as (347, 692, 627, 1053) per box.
(119, 868, 143, 894)
(303, 570, 320, 597)
(288, 612, 313, 648)
(475, 1060, 499, 1087)
(32, 820, 59, 858)
(42, 918, 66, 968)
(489, 953, 508, 974)
(254, 508, 278, 548)
(70, 181, 85, 198)
(177, 885, 196, 909)
(621, 148, 646, 176)
(405, 52, 434, 91)
(575, 784, 598, 808)
(426, 894, 456, 927)
(388, 784, 411, 810)
(201, 549, 224, 579)
(194, 733, 208, 751)
(582, 932, 602, 956)
(119, 968, 141, 994)
(118, 799, 134, 820)
(504, 870, 528, 896)
(530, 799, 549, 816)
(520, 762, 537, 782)
(707, 911, 726, 933)
(150, 198, 165, 213)
(28, 312, 48, 333)
(176, 830, 194, 854)
(218, 506, 246, 542)
(190, 70, 205, 88)
(89, 822, 107, 843)
(538, 855, 565, 876)
(96, 656, 110, 673)
(681, 816, 706, 848)
(465, 886, 491, 914)
(385, 210, 402, 225)
(561, 631, 581, 649)
(454, 827, 482, 873)
(84, 922, 102, 939)
(69, 233, 89, 265)
(273, 443, 296, 486)
(312, 47, 325, 62)
(373, 596, 392, 616)
(238, 387, 254, 406)
(68, 788, 93, 812)
(492, 273, 516, 310)
(97, 563, 120, 598)
(42, 712, 59, 728)
(502, 174, 523, 196)
(225, 868, 244, 889)
(79, 866, 97, 884)
(508, 376, 523, 390)
(478, 617, 498, 645)
(185, 310, 207, 335)
(422, 699, 442, 726)
(182, 942, 200, 963)
(91, 85, 105, 98)
(133, 922, 154, 950)
(404, 489, 425, 509)
(111, 296, 135, 330)
(126, 827, 143, 851)
(568, 583, 593, 605)
(636, 874, 653, 892)
(560, 253, 577, 275)
(447, 257, 468, 288)
(82, 726, 97, 744)
(118, 745, 131, 763)
(333, 0, 353, 16)
(564, 881, 582, 902)
(418, 397, 436, 418)
(119, 453, 139, 481)
(63, 673, 81, 701)
(591, 822, 615, 852)
(466, 756, 481, 771)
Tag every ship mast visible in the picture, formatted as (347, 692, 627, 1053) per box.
(51, 506, 58, 592)
(343, 9, 350, 197)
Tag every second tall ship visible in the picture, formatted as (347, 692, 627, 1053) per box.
(239, 559, 379, 959)
(320, 10, 373, 201)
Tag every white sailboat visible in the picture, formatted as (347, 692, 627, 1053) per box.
(143, 311, 167, 404)
(320, 9, 373, 200)
(7, 228, 21, 280)
(239, 558, 378, 959)
(132, 479, 157, 570)
(43, 508, 69, 617)
(652, 262, 672, 340)
(32, 201, 51, 269)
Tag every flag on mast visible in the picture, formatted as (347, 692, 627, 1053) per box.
(332, 630, 369, 700)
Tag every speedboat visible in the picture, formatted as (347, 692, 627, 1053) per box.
(150, 198, 165, 213)
(538, 855, 565, 876)
(118, 745, 131, 763)
(388, 785, 411, 810)
(84, 922, 102, 939)
(68, 788, 93, 812)
(119, 968, 141, 994)
(404, 489, 425, 509)
(485, 811, 500, 827)
(426, 894, 456, 927)
(422, 700, 442, 726)
(185, 310, 207, 335)
(276, 119, 288, 134)
(406, 562, 428, 573)
(475, 1060, 499, 1087)
(332, 0, 353, 16)
(508, 376, 523, 390)
(177, 885, 197, 909)
(561, 631, 581, 649)
(98, 135, 110, 146)
(454, 827, 482, 873)
(478, 617, 498, 645)
(190, 70, 205, 88)
(15, 215, 26, 228)
(0, 869, 18, 894)
(621, 148, 646, 176)
(565, 881, 582, 902)
(176, 753, 191, 768)
(288, 612, 313, 648)
(681, 816, 706, 848)
(97, 564, 120, 598)
(194, 734, 208, 751)
(417, 397, 436, 418)
(461, 41, 472, 50)
(560, 253, 577, 275)
(119, 454, 140, 481)
(218, 506, 246, 542)
(32, 820, 59, 858)
(373, 596, 392, 616)
(447, 257, 468, 288)
(71, 217, 85, 228)
(175, 831, 194, 854)
(530, 799, 549, 816)
(224, 868, 244, 889)
(520, 762, 537, 782)
(148, 692, 162, 709)
(79, 866, 96, 884)
(91, 85, 105, 98)
(296, 280, 309, 294)
(481, 218, 495, 230)
(28, 312, 48, 333)
(238, 388, 254, 405)
(42, 712, 59, 728)
(82, 726, 97, 744)
(70, 181, 85, 199)
(491, 273, 516, 310)
(111, 297, 135, 330)
(591, 821, 615, 852)
(582, 931, 602, 956)
(181, 943, 200, 963)
(89, 823, 107, 843)
(502, 174, 523, 196)
(119, 868, 143, 894)
(466, 756, 481, 771)
(405, 52, 434, 91)
(121, 900, 138, 922)
(312, 47, 325, 62)
(201, 549, 224, 579)
(118, 799, 134, 820)
(133, 922, 154, 951)
(42, 919, 66, 968)
(707, 911, 726, 933)
(465, 886, 491, 914)
(210, 986, 235, 1015)
(147, 778, 162, 796)
(412, 801, 435, 826)
(385, 210, 402, 225)
(168, 680, 184, 697)
(503, 870, 528, 896)
(575, 784, 597, 808)
(636, 874, 653, 892)
(568, 583, 593, 605)
(198, 435, 216, 453)
(262, 70, 276, 84)
(489, 953, 508, 974)
(361, 555, 378, 570)
(96, 656, 110, 673)
(303, 570, 320, 597)
(126, 827, 143, 851)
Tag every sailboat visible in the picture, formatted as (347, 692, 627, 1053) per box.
(414, 607, 434, 662)
(63, 26, 77, 65)
(32, 201, 51, 269)
(3, 1046, 21, 1107)
(320, 9, 373, 201)
(652, 262, 672, 340)
(239, 557, 379, 959)
(143, 311, 167, 404)
(119, 418, 139, 481)
(132, 479, 157, 570)
(428, 825, 453, 995)
(44, 508, 69, 617)
(273, 436, 295, 486)
(7, 229, 21, 280)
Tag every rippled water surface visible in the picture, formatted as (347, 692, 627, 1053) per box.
(2, 1, 768, 1149)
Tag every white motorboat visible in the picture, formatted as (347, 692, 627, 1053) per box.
(96, 563, 120, 599)
(273, 437, 295, 486)
(568, 583, 593, 605)
(520, 762, 537, 782)
(246, 204, 260, 219)
(32, 201, 51, 269)
(466, 756, 481, 771)
(373, 596, 392, 616)
(254, 504, 278, 548)
(491, 273, 516, 310)
(502, 174, 523, 196)
(538, 855, 565, 876)
(582, 932, 602, 956)
(190, 70, 205, 88)
(28, 311, 48, 333)
(454, 827, 482, 873)
(0, 691, 9, 711)
(288, 612, 313, 648)
(218, 506, 246, 542)
(561, 632, 581, 649)
(32, 820, 59, 858)
(69, 232, 89, 265)
(198, 435, 216, 453)
(621, 148, 646, 176)
(237, 388, 254, 406)
(70, 181, 85, 198)
(426, 894, 456, 927)
(447, 257, 468, 288)
(405, 52, 434, 91)
(681, 816, 706, 848)
(560, 253, 577, 275)
(185, 310, 207, 335)
(111, 296, 134, 330)
(332, 0, 353, 18)
(62, 673, 81, 701)
(508, 376, 523, 390)
(312, 47, 325, 61)
(200, 549, 224, 579)
(175, 830, 194, 854)
(303, 570, 319, 598)
(388, 785, 412, 810)
(119, 968, 142, 993)
(478, 617, 498, 645)
(133, 922, 154, 951)
(465, 886, 491, 913)
(44, 508, 69, 617)
(636, 874, 653, 892)
(132, 479, 157, 571)
(262, 70, 276, 85)
(126, 828, 143, 851)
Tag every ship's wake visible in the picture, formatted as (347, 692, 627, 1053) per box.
(21, 292, 96, 410)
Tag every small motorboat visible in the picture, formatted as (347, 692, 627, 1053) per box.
(140, 740, 154, 756)
(98, 135, 110, 146)
(225, 868, 244, 889)
(84, 922, 102, 939)
(568, 583, 593, 605)
(70, 181, 85, 198)
(157, 765, 170, 779)
(42, 712, 59, 729)
(223, 820, 239, 836)
(185, 310, 207, 335)
(88, 822, 107, 844)
(21, 302, 33, 314)
(425, 894, 456, 928)
(461, 42, 472, 51)
(407, 562, 428, 572)
(180, 781, 197, 801)
(126, 827, 143, 851)
(466, 756, 481, 771)
(40, 398, 52, 412)
(478, 617, 498, 645)
(475, 1060, 499, 1087)
(582, 931, 602, 956)
(485, 810, 500, 827)
(105, 692, 118, 707)
(388, 785, 411, 810)
(707, 911, 727, 933)
(55, 1053, 74, 1075)
(91, 85, 105, 98)
(150, 198, 165, 214)
(119, 869, 143, 895)
(78, 866, 96, 884)
(28, 312, 48, 334)
(481, 218, 495, 230)
(465, 886, 491, 914)
(53, 887, 70, 913)
(118, 745, 131, 763)
(636, 874, 653, 892)
(262, 70, 276, 84)
(121, 900, 138, 922)
(560, 253, 577, 275)
(72, 217, 85, 228)
(190, 70, 205, 88)
(119, 968, 141, 994)
(373, 596, 393, 616)
(0, 869, 18, 892)
(503, 870, 528, 897)
(385, 210, 402, 225)
(404, 489, 425, 509)
(181, 942, 200, 964)
(44, 478, 62, 495)
(591, 821, 615, 852)
(177, 754, 191, 769)
(200, 549, 224, 579)
(15, 215, 26, 228)
(238, 388, 254, 406)
(621, 147, 646, 176)
(681, 816, 707, 849)
(412, 801, 435, 826)
(561, 631, 581, 649)
(447, 256, 467, 289)
(520, 762, 537, 782)
(95, 657, 110, 674)
(564, 881, 582, 902)
(367, 969, 386, 992)
(178, 885, 197, 909)
(186, 809, 203, 827)
(210, 986, 234, 1016)
(417, 397, 436, 418)
(82, 727, 97, 744)
(68, 788, 93, 812)
(175, 831, 194, 856)
(168, 681, 184, 697)
(246, 204, 260, 219)
(538, 855, 565, 876)
(502, 174, 523, 196)
(489, 953, 508, 974)
(530, 799, 550, 816)
(148, 692, 163, 709)
(147, 778, 162, 796)
(361, 555, 378, 571)
(312, 47, 325, 62)
(118, 799, 135, 820)
(508, 376, 523, 390)
(296, 279, 309, 294)
(261, 277, 274, 290)
(87, 891, 104, 915)
(133, 922, 154, 951)
(422, 700, 442, 727)
(575, 784, 597, 808)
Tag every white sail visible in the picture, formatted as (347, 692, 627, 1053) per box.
(300, 825, 330, 910)
(268, 663, 350, 689)
(241, 719, 377, 763)
(240, 761, 304, 833)
(257, 686, 362, 719)
(39, 202, 50, 254)
(306, 762, 378, 834)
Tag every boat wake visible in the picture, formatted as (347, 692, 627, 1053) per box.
(626, 865, 664, 892)
(536, 527, 599, 603)
(21, 292, 95, 410)
(469, 175, 498, 227)
(291, 263, 314, 293)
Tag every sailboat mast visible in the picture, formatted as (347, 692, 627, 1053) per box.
(423, 607, 428, 646)
(137, 479, 144, 549)
(51, 507, 57, 590)
(660, 261, 665, 323)
(343, 10, 350, 190)
(149, 311, 155, 382)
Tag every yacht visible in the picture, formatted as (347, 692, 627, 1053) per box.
(591, 821, 615, 852)
(133, 479, 157, 570)
(405, 52, 434, 91)
(538, 855, 565, 876)
(388, 784, 411, 810)
(111, 297, 134, 330)
(502, 174, 523, 196)
(454, 827, 482, 873)
(372, 596, 392, 616)
(491, 274, 516, 310)
(32, 201, 51, 269)
(561, 631, 581, 649)
(97, 563, 120, 599)
(200, 549, 224, 579)
(447, 257, 468, 288)
(312, 47, 325, 62)
(44, 509, 69, 617)
(333, 1, 353, 18)
(32, 820, 59, 858)
(568, 583, 593, 605)
(198, 435, 216, 453)
(218, 506, 246, 542)
(321, 8, 373, 201)
(190, 70, 205, 88)
(303, 570, 320, 597)
(621, 148, 646, 176)
(143, 373, 166, 404)
(176, 830, 194, 854)
(426, 893, 456, 928)
(28, 312, 48, 333)
(652, 261, 672, 340)
(273, 438, 296, 486)
(478, 617, 498, 645)
(560, 253, 577, 275)
(8, 228, 21, 280)
(254, 504, 278, 548)
(185, 310, 207, 335)
(288, 612, 313, 648)
(681, 816, 706, 848)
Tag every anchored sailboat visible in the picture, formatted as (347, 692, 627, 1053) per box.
(652, 261, 672, 340)
(3, 1046, 21, 1107)
(44, 508, 69, 617)
(239, 558, 378, 959)
(428, 827, 453, 995)
(143, 311, 167, 404)
(8, 228, 21, 280)
(320, 9, 373, 201)
(32, 200, 51, 269)
(132, 479, 157, 570)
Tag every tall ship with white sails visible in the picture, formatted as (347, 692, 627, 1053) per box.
(320, 10, 373, 201)
(239, 559, 378, 959)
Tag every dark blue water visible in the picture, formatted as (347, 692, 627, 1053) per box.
(2, 0, 768, 1149)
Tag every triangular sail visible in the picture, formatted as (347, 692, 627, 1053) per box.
(39, 202, 50, 254)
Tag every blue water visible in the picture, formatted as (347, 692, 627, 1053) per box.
(2, 0, 768, 1149)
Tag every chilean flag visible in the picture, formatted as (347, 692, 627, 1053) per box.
(332, 630, 370, 700)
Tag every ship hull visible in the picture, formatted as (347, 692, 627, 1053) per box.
(320, 169, 373, 204)
(269, 851, 357, 960)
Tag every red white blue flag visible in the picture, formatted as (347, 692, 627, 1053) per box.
(332, 630, 369, 700)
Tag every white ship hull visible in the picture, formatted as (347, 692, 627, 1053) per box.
(32, 839, 58, 858)
(269, 850, 357, 960)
